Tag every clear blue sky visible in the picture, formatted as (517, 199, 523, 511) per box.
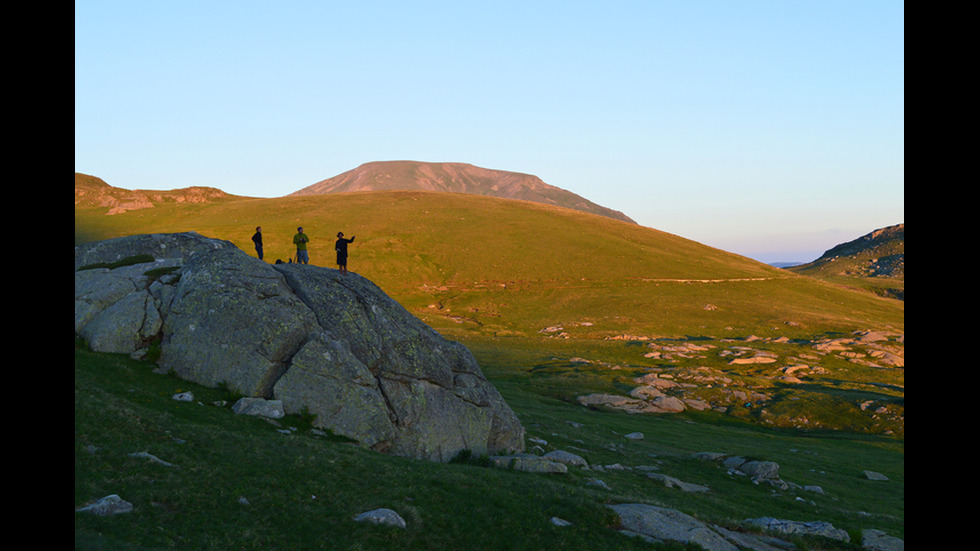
(75, 1, 903, 263)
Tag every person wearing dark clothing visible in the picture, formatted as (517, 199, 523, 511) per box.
(335, 232, 355, 274)
(251, 226, 264, 260)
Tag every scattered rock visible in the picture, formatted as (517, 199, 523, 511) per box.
(75, 494, 133, 516)
(353, 508, 406, 529)
(729, 355, 778, 365)
(683, 398, 712, 411)
(609, 503, 739, 550)
(645, 472, 710, 493)
(692, 452, 727, 461)
(739, 460, 781, 484)
(586, 478, 611, 490)
(232, 397, 285, 419)
(489, 454, 568, 473)
(577, 393, 684, 414)
(862, 528, 905, 550)
(650, 396, 686, 412)
(542, 450, 588, 467)
(610, 503, 817, 550)
(710, 524, 791, 551)
(172, 391, 194, 402)
(744, 516, 850, 543)
(629, 385, 666, 399)
(128, 451, 178, 468)
(864, 470, 890, 481)
(695, 453, 790, 488)
(722, 456, 747, 470)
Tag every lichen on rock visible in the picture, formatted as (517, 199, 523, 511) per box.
(74, 232, 525, 461)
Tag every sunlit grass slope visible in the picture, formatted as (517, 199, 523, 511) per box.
(75, 190, 903, 341)
(76, 185, 903, 548)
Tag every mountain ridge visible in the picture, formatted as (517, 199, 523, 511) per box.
(788, 223, 904, 300)
(789, 223, 904, 278)
(74, 172, 238, 215)
(75, 179, 903, 341)
(289, 160, 637, 224)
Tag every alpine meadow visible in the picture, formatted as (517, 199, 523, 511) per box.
(75, 171, 904, 550)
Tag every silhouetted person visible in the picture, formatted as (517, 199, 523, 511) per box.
(293, 226, 310, 264)
(251, 226, 263, 260)
(335, 232, 355, 274)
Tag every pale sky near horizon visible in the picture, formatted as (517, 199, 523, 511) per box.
(75, 1, 904, 264)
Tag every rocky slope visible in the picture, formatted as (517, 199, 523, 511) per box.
(75, 173, 236, 215)
(74, 232, 525, 461)
(792, 224, 904, 278)
(788, 223, 904, 300)
(289, 160, 637, 224)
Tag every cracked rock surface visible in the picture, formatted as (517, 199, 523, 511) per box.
(75, 232, 525, 461)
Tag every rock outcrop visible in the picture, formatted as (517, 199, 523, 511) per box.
(74, 232, 525, 461)
(75, 172, 233, 215)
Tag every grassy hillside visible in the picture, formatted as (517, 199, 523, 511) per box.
(76, 180, 903, 548)
(75, 343, 903, 549)
(74, 188, 902, 340)
(76, 186, 904, 432)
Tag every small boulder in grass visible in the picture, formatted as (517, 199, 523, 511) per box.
(542, 450, 588, 467)
(232, 397, 285, 419)
(353, 508, 406, 529)
(173, 391, 194, 402)
(76, 494, 133, 516)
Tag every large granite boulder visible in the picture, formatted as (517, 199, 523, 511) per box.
(74, 232, 525, 461)
(159, 247, 318, 397)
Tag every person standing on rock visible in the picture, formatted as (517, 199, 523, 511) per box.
(335, 232, 355, 274)
(293, 227, 310, 264)
(251, 226, 264, 260)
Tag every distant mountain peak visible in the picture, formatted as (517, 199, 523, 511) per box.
(290, 161, 636, 224)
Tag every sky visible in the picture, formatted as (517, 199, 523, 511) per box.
(75, 1, 903, 264)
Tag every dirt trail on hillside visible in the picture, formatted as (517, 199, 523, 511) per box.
(415, 276, 789, 294)
(635, 277, 783, 283)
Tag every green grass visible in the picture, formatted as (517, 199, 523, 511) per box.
(460, 333, 904, 437)
(76, 340, 902, 550)
(76, 187, 903, 548)
(75, 190, 903, 339)
(74, 188, 904, 433)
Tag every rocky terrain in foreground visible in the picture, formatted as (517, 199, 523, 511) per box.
(74, 232, 525, 461)
(533, 325, 905, 436)
(75, 233, 903, 550)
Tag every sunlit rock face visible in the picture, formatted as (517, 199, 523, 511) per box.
(75, 232, 525, 461)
